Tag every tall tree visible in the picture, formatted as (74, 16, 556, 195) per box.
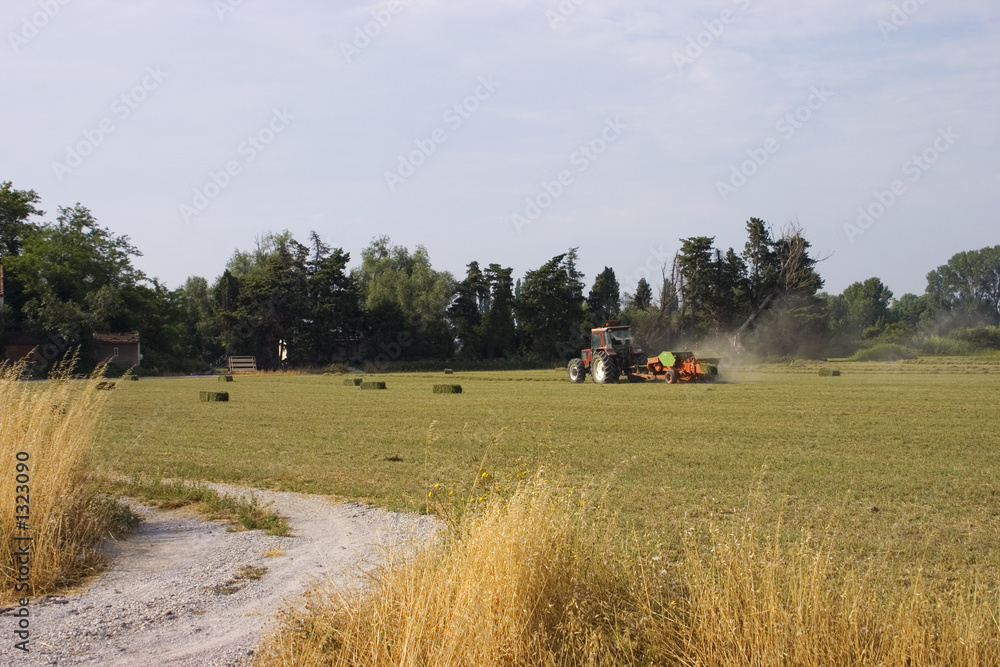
(516, 250, 585, 359)
(0, 182, 43, 259)
(675, 237, 715, 333)
(587, 267, 621, 324)
(925, 246, 1000, 324)
(479, 264, 517, 358)
(296, 233, 362, 365)
(732, 222, 824, 350)
(449, 261, 489, 357)
(354, 236, 455, 359)
(837, 277, 893, 340)
(631, 278, 653, 310)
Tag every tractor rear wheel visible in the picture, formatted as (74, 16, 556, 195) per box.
(664, 368, 677, 384)
(592, 353, 618, 384)
(567, 358, 586, 383)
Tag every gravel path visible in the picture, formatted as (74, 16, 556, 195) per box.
(1, 484, 439, 666)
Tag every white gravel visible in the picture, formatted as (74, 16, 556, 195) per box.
(0, 484, 439, 666)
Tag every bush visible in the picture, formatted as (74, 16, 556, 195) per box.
(919, 336, 977, 356)
(950, 325, 1000, 350)
(848, 343, 917, 361)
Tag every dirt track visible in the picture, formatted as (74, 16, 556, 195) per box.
(0, 484, 438, 666)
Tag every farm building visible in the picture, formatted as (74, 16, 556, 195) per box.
(1, 331, 142, 367)
(92, 332, 142, 366)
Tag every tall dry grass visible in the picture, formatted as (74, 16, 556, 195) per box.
(642, 519, 1000, 665)
(0, 359, 134, 600)
(258, 474, 641, 666)
(259, 473, 1000, 667)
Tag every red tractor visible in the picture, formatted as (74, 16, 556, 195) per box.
(567, 321, 647, 384)
(567, 321, 719, 384)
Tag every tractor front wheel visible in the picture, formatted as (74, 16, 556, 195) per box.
(567, 358, 586, 383)
(664, 368, 678, 384)
(592, 353, 618, 384)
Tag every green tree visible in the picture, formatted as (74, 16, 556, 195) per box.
(296, 233, 362, 365)
(516, 250, 585, 359)
(732, 222, 825, 353)
(354, 236, 455, 359)
(479, 264, 517, 358)
(742, 217, 779, 313)
(837, 277, 893, 340)
(676, 237, 715, 334)
(0, 181, 43, 259)
(925, 246, 1000, 325)
(587, 267, 621, 324)
(449, 261, 489, 357)
(6, 205, 144, 341)
(631, 278, 653, 310)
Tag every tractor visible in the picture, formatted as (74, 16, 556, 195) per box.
(567, 321, 720, 384)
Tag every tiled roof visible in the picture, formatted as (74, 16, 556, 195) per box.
(93, 332, 140, 344)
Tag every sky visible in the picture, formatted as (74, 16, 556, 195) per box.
(2, 0, 997, 300)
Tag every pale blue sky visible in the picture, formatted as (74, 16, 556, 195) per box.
(3, 0, 997, 298)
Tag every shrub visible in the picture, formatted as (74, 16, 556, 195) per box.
(919, 336, 977, 356)
(950, 325, 1000, 350)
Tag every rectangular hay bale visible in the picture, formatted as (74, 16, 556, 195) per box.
(200, 391, 230, 402)
(819, 369, 842, 377)
(343, 378, 363, 386)
(433, 384, 463, 394)
(359, 381, 386, 390)
(219, 375, 234, 382)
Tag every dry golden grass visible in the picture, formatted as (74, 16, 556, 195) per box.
(0, 359, 136, 601)
(258, 474, 1000, 667)
(256, 473, 641, 666)
(643, 519, 1000, 665)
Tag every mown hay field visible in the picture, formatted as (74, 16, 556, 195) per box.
(96, 360, 1000, 589)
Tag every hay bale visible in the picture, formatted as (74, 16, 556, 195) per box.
(819, 369, 841, 377)
(130, 376, 140, 382)
(359, 381, 386, 390)
(343, 378, 363, 386)
(433, 384, 463, 394)
(219, 375, 234, 383)
(95, 381, 117, 391)
(200, 391, 230, 402)
(444, 369, 454, 375)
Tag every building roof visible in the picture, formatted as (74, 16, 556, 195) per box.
(92, 332, 140, 344)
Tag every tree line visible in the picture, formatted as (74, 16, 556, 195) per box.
(1, 181, 998, 373)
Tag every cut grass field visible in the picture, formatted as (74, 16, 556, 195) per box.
(96, 360, 1000, 588)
